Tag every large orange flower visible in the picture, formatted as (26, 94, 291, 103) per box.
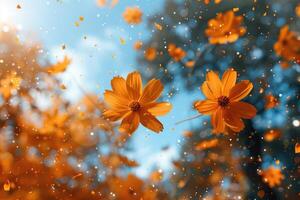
(274, 25, 300, 64)
(103, 71, 172, 134)
(205, 11, 246, 44)
(123, 7, 143, 25)
(194, 68, 256, 134)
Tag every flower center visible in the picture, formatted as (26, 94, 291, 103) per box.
(129, 101, 141, 112)
(218, 96, 230, 107)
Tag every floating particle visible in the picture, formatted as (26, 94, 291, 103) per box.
(154, 22, 163, 31)
(79, 16, 84, 21)
(120, 37, 126, 45)
(16, 4, 21, 9)
(233, 7, 239, 12)
(60, 84, 67, 90)
(3, 180, 10, 192)
(72, 173, 83, 179)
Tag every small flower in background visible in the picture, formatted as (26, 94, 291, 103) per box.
(295, 143, 300, 154)
(194, 68, 256, 134)
(149, 170, 164, 183)
(103, 71, 172, 134)
(168, 43, 186, 62)
(205, 10, 246, 44)
(134, 40, 143, 50)
(204, 0, 222, 4)
(123, 7, 143, 25)
(274, 25, 300, 65)
(144, 47, 157, 61)
(260, 166, 284, 188)
(295, 4, 300, 17)
(185, 60, 196, 68)
(96, 0, 119, 8)
(194, 138, 218, 151)
(264, 129, 281, 142)
(0, 72, 21, 99)
(264, 94, 279, 109)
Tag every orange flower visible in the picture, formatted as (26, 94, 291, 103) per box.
(265, 94, 279, 109)
(274, 25, 300, 64)
(123, 7, 142, 25)
(194, 68, 256, 134)
(0, 72, 21, 99)
(260, 166, 284, 188)
(194, 138, 218, 151)
(185, 60, 196, 68)
(168, 43, 186, 62)
(149, 170, 163, 183)
(144, 47, 157, 61)
(264, 129, 281, 142)
(296, 4, 300, 17)
(134, 40, 143, 50)
(103, 71, 172, 134)
(204, 0, 222, 4)
(205, 11, 246, 44)
(295, 143, 300, 153)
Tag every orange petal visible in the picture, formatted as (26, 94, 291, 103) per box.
(229, 80, 253, 102)
(104, 90, 130, 111)
(139, 79, 163, 104)
(140, 110, 163, 133)
(206, 71, 222, 98)
(211, 108, 225, 133)
(111, 77, 129, 99)
(221, 68, 237, 96)
(223, 108, 245, 132)
(144, 102, 172, 116)
(103, 109, 126, 121)
(194, 100, 218, 115)
(201, 81, 216, 100)
(229, 101, 257, 119)
(119, 112, 140, 134)
(126, 71, 142, 100)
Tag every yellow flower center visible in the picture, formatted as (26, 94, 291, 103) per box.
(218, 96, 230, 107)
(129, 101, 141, 112)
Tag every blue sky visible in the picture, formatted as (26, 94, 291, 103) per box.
(0, 0, 205, 177)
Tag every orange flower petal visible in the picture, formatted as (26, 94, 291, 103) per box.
(119, 112, 140, 134)
(144, 102, 172, 116)
(126, 71, 142, 100)
(206, 71, 222, 97)
(228, 101, 257, 119)
(194, 100, 218, 115)
(111, 77, 129, 99)
(224, 109, 245, 132)
(104, 90, 130, 111)
(140, 111, 163, 133)
(103, 110, 125, 121)
(221, 68, 237, 96)
(140, 79, 163, 104)
(229, 80, 253, 102)
(211, 108, 225, 133)
(201, 81, 216, 100)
